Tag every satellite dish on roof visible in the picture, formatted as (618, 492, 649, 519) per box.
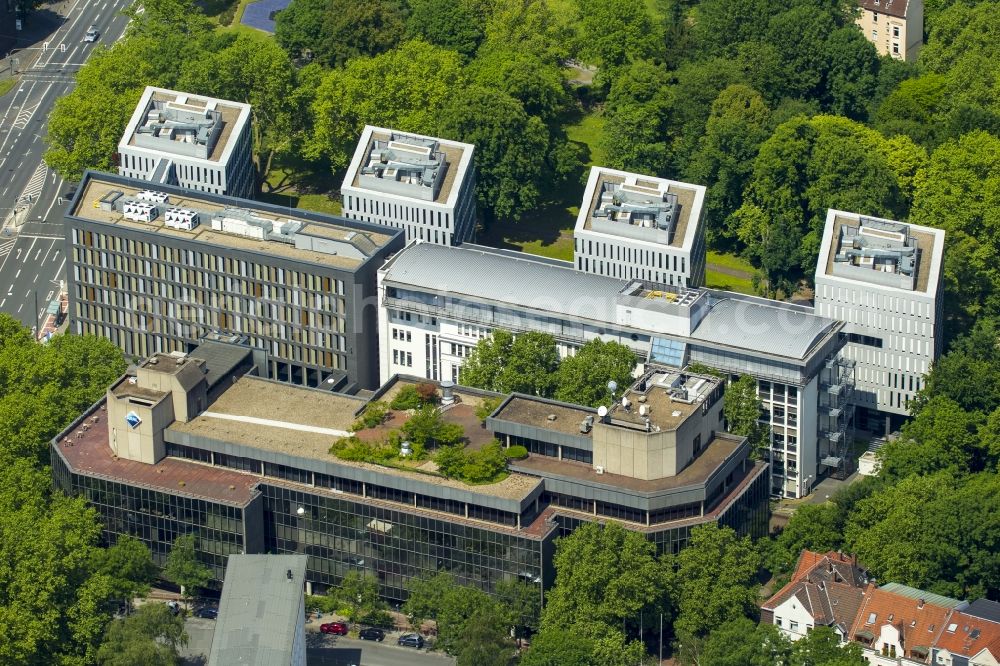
(607, 380, 618, 393)
(597, 405, 609, 418)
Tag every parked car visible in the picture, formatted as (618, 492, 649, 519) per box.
(165, 600, 181, 616)
(397, 633, 425, 648)
(194, 607, 218, 619)
(358, 627, 385, 642)
(83, 25, 99, 42)
(320, 622, 348, 635)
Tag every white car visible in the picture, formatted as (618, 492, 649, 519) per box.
(84, 26, 99, 42)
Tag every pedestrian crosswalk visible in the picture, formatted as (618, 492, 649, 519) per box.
(12, 102, 39, 130)
(21, 163, 48, 203)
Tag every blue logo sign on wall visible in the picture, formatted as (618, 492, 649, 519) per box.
(125, 411, 142, 429)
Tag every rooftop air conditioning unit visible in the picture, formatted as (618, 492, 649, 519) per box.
(595, 466, 605, 475)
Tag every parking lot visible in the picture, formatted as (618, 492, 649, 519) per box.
(179, 615, 455, 666)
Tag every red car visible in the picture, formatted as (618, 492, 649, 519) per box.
(320, 622, 349, 635)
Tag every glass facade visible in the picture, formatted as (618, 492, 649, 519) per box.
(551, 467, 769, 557)
(260, 484, 544, 601)
(52, 453, 247, 582)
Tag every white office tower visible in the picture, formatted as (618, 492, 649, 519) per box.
(341, 126, 477, 246)
(814, 210, 945, 433)
(573, 166, 706, 288)
(118, 87, 254, 199)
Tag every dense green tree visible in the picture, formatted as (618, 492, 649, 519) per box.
(790, 626, 866, 665)
(177, 33, 297, 188)
(470, 49, 572, 126)
(305, 41, 465, 170)
(0, 456, 142, 665)
(0, 320, 127, 466)
(438, 84, 554, 222)
(454, 604, 517, 666)
(554, 339, 636, 408)
(162, 534, 212, 605)
(460, 330, 514, 392)
(336, 571, 382, 622)
(602, 102, 672, 175)
(878, 396, 985, 480)
(764, 502, 843, 579)
(689, 617, 790, 666)
(96, 603, 187, 666)
(404, 572, 457, 628)
(574, 0, 658, 69)
(910, 132, 1000, 329)
(495, 578, 541, 637)
(460, 331, 559, 395)
(665, 57, 744, 172)
(874, 74, 948, 148)
(406, 0, 483, 57)
(520, 626, 596, 666)
(822, 27, 879, 121)
(272, 0, 325, 60)
(538, 522, 670, 664)
(723, 374, 768, 458)
(605, 59, 672, 117)
(275, 0, 405, 67)
(122, 0, 212, 40)
(93, 536, 158, 603)
(673, 524, 760, 640)
(735, 115, 912, 292)
(403, 572, 511, 656)
(764, 6, 837, 101)
(845, 471, 1000, 599)
(478, 0, 579, 62)
(401, 405, 465, 447)
(686, 84, 773, 248)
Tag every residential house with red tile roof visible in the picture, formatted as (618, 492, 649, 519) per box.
(761, 550, 870, 642)
(848, 583, 962, 664)
(932, 601, 1000, 666)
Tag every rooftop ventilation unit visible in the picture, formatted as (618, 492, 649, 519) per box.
(121, 200, 159, 222)
(136, 190, 170, 204)
(164, 208, 200, 231)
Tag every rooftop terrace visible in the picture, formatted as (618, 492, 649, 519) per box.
(578, 167, 704, 250)
(347, 127, 472, 205)
(511, 433, 743, 494)
(608, 368, 720, 432)
(72, 175, 396, 270)
(168, 377, 540, 501)
(54, 402, 259, 506)
(819, 210, 942, 294)
(123, 88, 250, 163)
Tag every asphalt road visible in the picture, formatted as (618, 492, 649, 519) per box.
(0, 0, 131, 331)
(180, 617, 456, 666)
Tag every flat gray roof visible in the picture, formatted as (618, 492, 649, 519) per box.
(383, 243, 839, 361)
(209, 555, 307, 666)
(121, 87, 251, 164)
(381, 242, 626, 321)
(72, 174, 397, 270)
(690, 296, 838, 360)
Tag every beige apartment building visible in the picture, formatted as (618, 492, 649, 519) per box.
(856, 0, 923, 62)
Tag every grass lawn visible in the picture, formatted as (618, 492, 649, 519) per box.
(705, 269, 755, 294)
(258, 166, 343, 216)
(479, 109, 609, 261)
(705, 251, 757, 294)
(0, 78, 16, 99)
(707, 250, 755, 274)
(566, 112, 607, 167)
